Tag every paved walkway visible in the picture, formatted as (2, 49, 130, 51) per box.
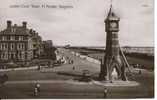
(5, 79, 139, 87)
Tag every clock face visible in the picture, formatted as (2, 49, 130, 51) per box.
(110, 22, 117, 28)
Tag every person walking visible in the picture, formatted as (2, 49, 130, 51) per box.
(36, 82, 41, 92)
(34, 87, 38, 96)
(139, 70, 142, 74)
(37, 65, 41, 70)
(71, 60, 74, 64)
(103, 87, 108, 98)
(72, 66, 75, 70)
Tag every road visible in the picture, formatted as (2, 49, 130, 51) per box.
(0, 48, 154, 99)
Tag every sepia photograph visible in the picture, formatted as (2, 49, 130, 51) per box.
(0, 0, 154, 99)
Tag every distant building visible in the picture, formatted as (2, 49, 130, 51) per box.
(64, 44, 70, 48)
(41, 40, 56, 60)
(43, 40, 53, 48)
(122, 46, 154, 56)
(29, 29, 43, 59)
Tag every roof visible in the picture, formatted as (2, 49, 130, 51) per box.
(106, 5, 120, 21)
(0, 26, 30, 36)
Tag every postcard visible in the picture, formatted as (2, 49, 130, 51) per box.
(0, 0, 154, 99)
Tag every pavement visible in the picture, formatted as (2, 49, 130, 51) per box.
(5, 79, 139, 87)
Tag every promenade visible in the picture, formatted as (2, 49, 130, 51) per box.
(0, 48, 154, 98)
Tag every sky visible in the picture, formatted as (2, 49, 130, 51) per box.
(0, 0, 154, 47)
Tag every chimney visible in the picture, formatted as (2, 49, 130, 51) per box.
(7, 20, 12, 29)
(33, 30, 36, 35)
(22, 21, 27, 28)
(14, 24, 17, 27)
(29, 29, 33, 34)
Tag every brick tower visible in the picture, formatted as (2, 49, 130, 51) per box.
(99, 5, 129, 81)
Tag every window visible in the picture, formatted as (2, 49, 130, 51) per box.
(2, 43, 4, 50)
(0, 36, 2, 41)
(24, 36, 28, 40)
(22, 43, 25, 50)
(5, 44, 7, 50)
(4, 52, 7, 59)
(20, 43, 22, 50)
(11, 36, 15, 40)
(0, 44, 1, 50)
(33, 44, 36, 48)
(2, 53, 5, 59)
(13, 28, 16, 32)
(17, 43, 24, 50)
(18, 36, 20, 41)
(19, 36, 23, 41)
(18, 52, 22, 59)
(2, 36, 6, 41)
(15, 36, 19, 40)
(10, 43, 14, 50)
(7, 36, 10, 40)
(17, 43, 20, 50)
(0, 44, 4, 50)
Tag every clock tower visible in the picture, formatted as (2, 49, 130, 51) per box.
(99, 5, 129, 81)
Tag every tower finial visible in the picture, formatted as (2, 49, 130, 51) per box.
(110, 0, 112, 8)
(107, 0, 113, 17)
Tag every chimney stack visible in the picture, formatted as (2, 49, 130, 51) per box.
(29, 29, 33, 34)
(7, 20, 12, 29)
(14, 24, 17, 27)
(22, 21, 27, 28)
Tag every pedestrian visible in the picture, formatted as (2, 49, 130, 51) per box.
(37, 65, 40, 70)
(36, 82, 41, 92)
(103, 87, 108, 98)
(69, 60, 71, 64)
(71, 60, 74, 64)
(72, 66, 75, 70)
(34, 87, 38, 96)
(139, 70, 142, 74)
(3, 74, 8, 82)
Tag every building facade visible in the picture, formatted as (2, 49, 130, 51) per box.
(0, 21, 43, 64)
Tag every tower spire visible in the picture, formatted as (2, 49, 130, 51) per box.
(107, 0, 114, 18)
(110, 0, 112, 8)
